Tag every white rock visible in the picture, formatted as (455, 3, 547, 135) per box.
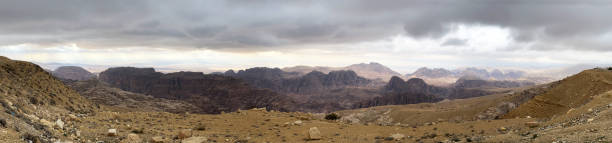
(390, 133, 405, 141)
(587, 118, 594, 122)
(294, 120, 303, 125)
(55, 119, 64, 129)
(308, 127, 322, 140)
(107, 129, 117, 136)
(181, 137, 208, 143)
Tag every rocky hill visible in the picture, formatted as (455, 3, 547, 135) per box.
(51, 66, 96, 81)
(99, 67, 296, 113)
(0, 56, 96, 142)
(356, 77, 445, 108)
(503, 68, 612, 118)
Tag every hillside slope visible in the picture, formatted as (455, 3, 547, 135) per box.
(503, 69, 612, 118)
(0, 56, 96, 142)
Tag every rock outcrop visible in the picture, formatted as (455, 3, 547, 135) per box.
(226, 68, 380, 112)
(357, 77, 444, 108)
(99, 67, 295, 113)
(227, 67, 374, 94)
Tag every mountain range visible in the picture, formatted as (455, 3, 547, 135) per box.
(282, 62, 402, 81)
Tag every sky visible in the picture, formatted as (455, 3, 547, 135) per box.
(0, 0, 611, 73)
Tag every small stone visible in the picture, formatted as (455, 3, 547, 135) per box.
(383, 137, 394, 141)
(308, 127, 322, 140)
(40, 119, 54, 129)
(525, 122, 539, 128)
(67, 114, 79, 122)
(181, 137, 208, 143)
(294, 120, 303, 125)
(151, 136, 164, 143)
(390, 133, 405, 141)
(55, 119, 64, 129)
(107, 129, 117, 136)
(120, 134, 142, 143)
(75, 130, 81, 137)
(525, 116, 532, 118)
(588, 108, 593, 112)
(178, 129, 192, 139)
(587, 118, 594, 122)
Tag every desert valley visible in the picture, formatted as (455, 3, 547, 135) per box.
(2, 1, 612, 143)
(1, 56, 612, 143)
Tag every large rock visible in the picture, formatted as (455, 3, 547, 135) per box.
(308, 127, 322, 140)
(181, 137, 208, 143)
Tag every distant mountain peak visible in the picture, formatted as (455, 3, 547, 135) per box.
(52, 66, 96, 81)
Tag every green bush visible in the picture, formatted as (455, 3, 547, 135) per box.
(324, 113, 340, 120)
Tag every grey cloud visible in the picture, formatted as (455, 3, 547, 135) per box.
(442, 38, 468, 46)
(0, 0, 611, 51)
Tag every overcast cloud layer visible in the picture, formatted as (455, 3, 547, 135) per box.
(0, 0, 611, 73)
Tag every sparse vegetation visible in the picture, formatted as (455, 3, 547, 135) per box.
(131, 128, 144, 134)
(324, 113, 340, 120)
(608, 67, 612, 70)
(194, 124, 206, 131)
(0, 118, 6, 127)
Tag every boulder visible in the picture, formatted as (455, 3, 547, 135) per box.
(120, 134, 142, 143)
(178, 129, 192, 139)
(181, 137, 208, 143)
(390, 133, 405, 141)
(108, 129, 118, 136)
(308, 127, 322, 140)
(151, 136, 165, 143)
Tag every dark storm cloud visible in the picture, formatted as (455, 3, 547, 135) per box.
(0, 0, 611, 51)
